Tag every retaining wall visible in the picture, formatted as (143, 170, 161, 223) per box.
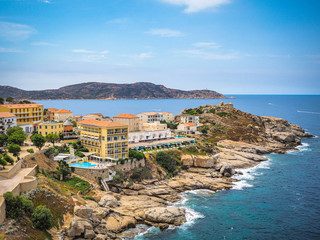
(0, 160, 22, 179)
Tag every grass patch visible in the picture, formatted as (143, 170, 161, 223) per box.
(62, 177, 91, 194)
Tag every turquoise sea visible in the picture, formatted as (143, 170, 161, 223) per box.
(37, 95, 320, 240)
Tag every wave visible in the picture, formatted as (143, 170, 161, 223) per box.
(297, 110, 320, 115)
(232, 158, 272, 190)
(288, 142, 311, 154)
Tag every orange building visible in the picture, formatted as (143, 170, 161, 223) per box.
(113, 113, 139, 132)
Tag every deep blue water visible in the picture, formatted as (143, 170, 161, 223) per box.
(36, 96, 320, 240)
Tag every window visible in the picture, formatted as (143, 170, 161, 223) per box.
(101, 136, 105, 141)
(107, 137, 112, 142)
(113, 136, 118, 141)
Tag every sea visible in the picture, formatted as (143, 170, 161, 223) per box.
(36, 95, 320, 240)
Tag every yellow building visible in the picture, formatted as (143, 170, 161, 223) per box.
(38, 122, 64, 137)
(78, 119, 129, 160)
(0, 103, 43, 133)
(54, 109, 72, 122)
(113, 113, 139, 132)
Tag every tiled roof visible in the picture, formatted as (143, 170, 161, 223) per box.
(56, 109, 72, 113)
(114, 113, 138, 118)
(78, 119, 126, 128)
(0, 112, 16, 118)
(138, 112, 172, 115)
(0, 103, 42, 109)
(183, 123, 197, 127)
(47, 108, 59, 112)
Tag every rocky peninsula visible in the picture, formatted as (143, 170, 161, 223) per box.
(61, 102, 312, 240)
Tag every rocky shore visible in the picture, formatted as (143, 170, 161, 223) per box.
(62, 104, 313, 240)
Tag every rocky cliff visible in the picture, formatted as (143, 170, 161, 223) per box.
(0, 82, 227, 100)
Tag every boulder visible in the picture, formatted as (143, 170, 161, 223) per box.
(103, 213, 136, 233)
(143, 207, 186, 226)
(219, 164, 234, 177)
(75, 205, 93, 219)
(92, 207, 110, 221)
(99, 194, 120, 208)
(181, 155, 216, 168)
(67, 218, 93, 238)
(84, 229, 95, 239)
(94, 234, 107, 240)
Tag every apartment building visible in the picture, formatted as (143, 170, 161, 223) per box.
(180, 115, 200, 126)
(129, 129, 171, 143)
(46, 108, 59, 121)
(139, 121, 167, 131)
(113, 113, 139, 132)
(137, 112, 174, 123)
(77, 119, 129, 160)
(177, 123, 197, 134)
(0, 112, 17, 134)
(54, 109, 72, 122)
(38, 122, 64, 137)
(0, 103, 43, 133)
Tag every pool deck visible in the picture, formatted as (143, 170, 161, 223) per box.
(129, 137, 194, 148)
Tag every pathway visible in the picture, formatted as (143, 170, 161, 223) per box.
(0, 168, 33, 196)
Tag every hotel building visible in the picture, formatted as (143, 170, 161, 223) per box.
(0, 112, 17, 134)
(137, 112, 174, 123)
(0, 103, 43, 133)
(38, 122, 64, 137)
(77, 119, 129, 160)
(113, 113, 139, 132)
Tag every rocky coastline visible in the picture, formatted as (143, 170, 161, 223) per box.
(62, 114, 312, 240)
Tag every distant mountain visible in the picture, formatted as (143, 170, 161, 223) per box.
(0, 82, 227, 100)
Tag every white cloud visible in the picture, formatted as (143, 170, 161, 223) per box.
(0, 47, 22, 53)
(146, 28, 184, 37)
(159, 0, 231, 13)
(0, 21, 36, 41)
(39, 0, 51, 3)
(70, 49, 109, 63)
(107, 18, 128, 24)
(32, 42, 59, 47)
(137, 52, 153, 59)
(193, 42, 220, 48)
(177, 49, 237, 60)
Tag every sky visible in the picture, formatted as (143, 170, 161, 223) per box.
(0, 0, 320, 94)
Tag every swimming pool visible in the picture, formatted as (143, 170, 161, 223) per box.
(69, 162, 97, 168)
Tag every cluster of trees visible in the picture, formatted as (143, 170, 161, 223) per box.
(31, 132, 60, 151)
(0, 97, 14, 104)
(129, 149, 145, 160)
(160, 120, 178, 130)
(155, 151, 180, 178)
(4, 192, 53, 230)
(0, 154, 14, 169)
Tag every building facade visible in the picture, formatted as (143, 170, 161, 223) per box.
(0, 103, 43, 133)
(137, 112, 174, 123)
(38, 122, 64, 136)
(180, 115, 200, 126)
(113, 113, 139, 132)
(78, 119, 129, 160)
(46, 108, 58, 121)
(139, 121, 167, 131)
(177, 123, 197, 134)
(129, 129, 171, 143)
(54, 109, 72, 122)
(0, 112, 17, 134)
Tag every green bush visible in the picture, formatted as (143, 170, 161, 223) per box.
(31, 205, 54, 230)
(181, 165, 189, 170)
(209, 108, 216, 114)
(3, 192, 34, 219)
(129, 149, 145, 160)
(3, 154, 14, 165)
(130, 167, 152, 182)
(27, 148, 34, 153)
(217, 112, 228, 117)
(112, 171, 127, 184)
(63, 177, 91, 193)
(155, 152, 179, 176)
(83, 196, 96, 201)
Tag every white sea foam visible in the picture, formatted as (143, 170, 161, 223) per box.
(183, 206, 205, 226)
(232, 158, 272, 190)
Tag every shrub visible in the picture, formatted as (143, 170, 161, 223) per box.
(83, 196, 96, 202)
(181, 165, 189, 170)
(112, 171, 127, 184)
(130, 167, 152, 182)
(0, 156, 7, 169)
(3, 192, 34, 219)
(209, 108, 216, 114)
(3, 154, 14, 165)
(217, 112, 228, 117)
(31, 205, 54, 230)
(155, 152, 179, 175)
(27, 148, 34, 153)
(30, 156, 35, 160)
(129, 149, 145, 160)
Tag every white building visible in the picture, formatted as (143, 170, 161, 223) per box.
(129, 129, 172, 143)
(180, 115, 200, 126)
(0, 112, 17, 134)
(137, 112, 174, 123)
(139, 121, 167, 131)
(177, 123, 197, 134)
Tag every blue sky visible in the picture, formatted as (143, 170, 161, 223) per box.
(0, 0, 320, 94)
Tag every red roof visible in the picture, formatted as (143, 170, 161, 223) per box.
(114, 113, 138, 119)
(0, 112, 16, 118)
(56, 109, 72, 113)
(183, 123, 197, 127)
(0, 103, 42, 109)
(78, 119, 126, 128)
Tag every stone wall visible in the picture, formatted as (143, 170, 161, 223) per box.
(0, 197, 5, 224)
(72, 159, 146, 183)
(0, 160, 22, 179)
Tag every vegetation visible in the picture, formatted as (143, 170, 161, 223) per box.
(4, 192, 34, 219)
(27, 148, 35, 153)
(31, 205, 54, 230)
(7, 126, 27, 146)
(217, 112, 229, 117)
(0, 134, 8, 147)
(129, 149, 145, 160)
(160, 120, 178, 130)
(46, 133, 59, 146)
(6, 97, 13, 103)
(3, 154, 14, 165)
(200, 125, 210, 134)
(56, 160, 71, 180)
(7, 143, 21, 160)
(31, 133, 46, 150)
(83, 196, 96, 202)
(69, 141, 89, 156)
(44, 145, 69, 158)
(155, 151, 180, 178)
(63, 177, 91, 194)
(0, 97, 4, 104)
(0, 155, 7, 169)
(112, 171, 127, 184)
(130, 167, 152, 182)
